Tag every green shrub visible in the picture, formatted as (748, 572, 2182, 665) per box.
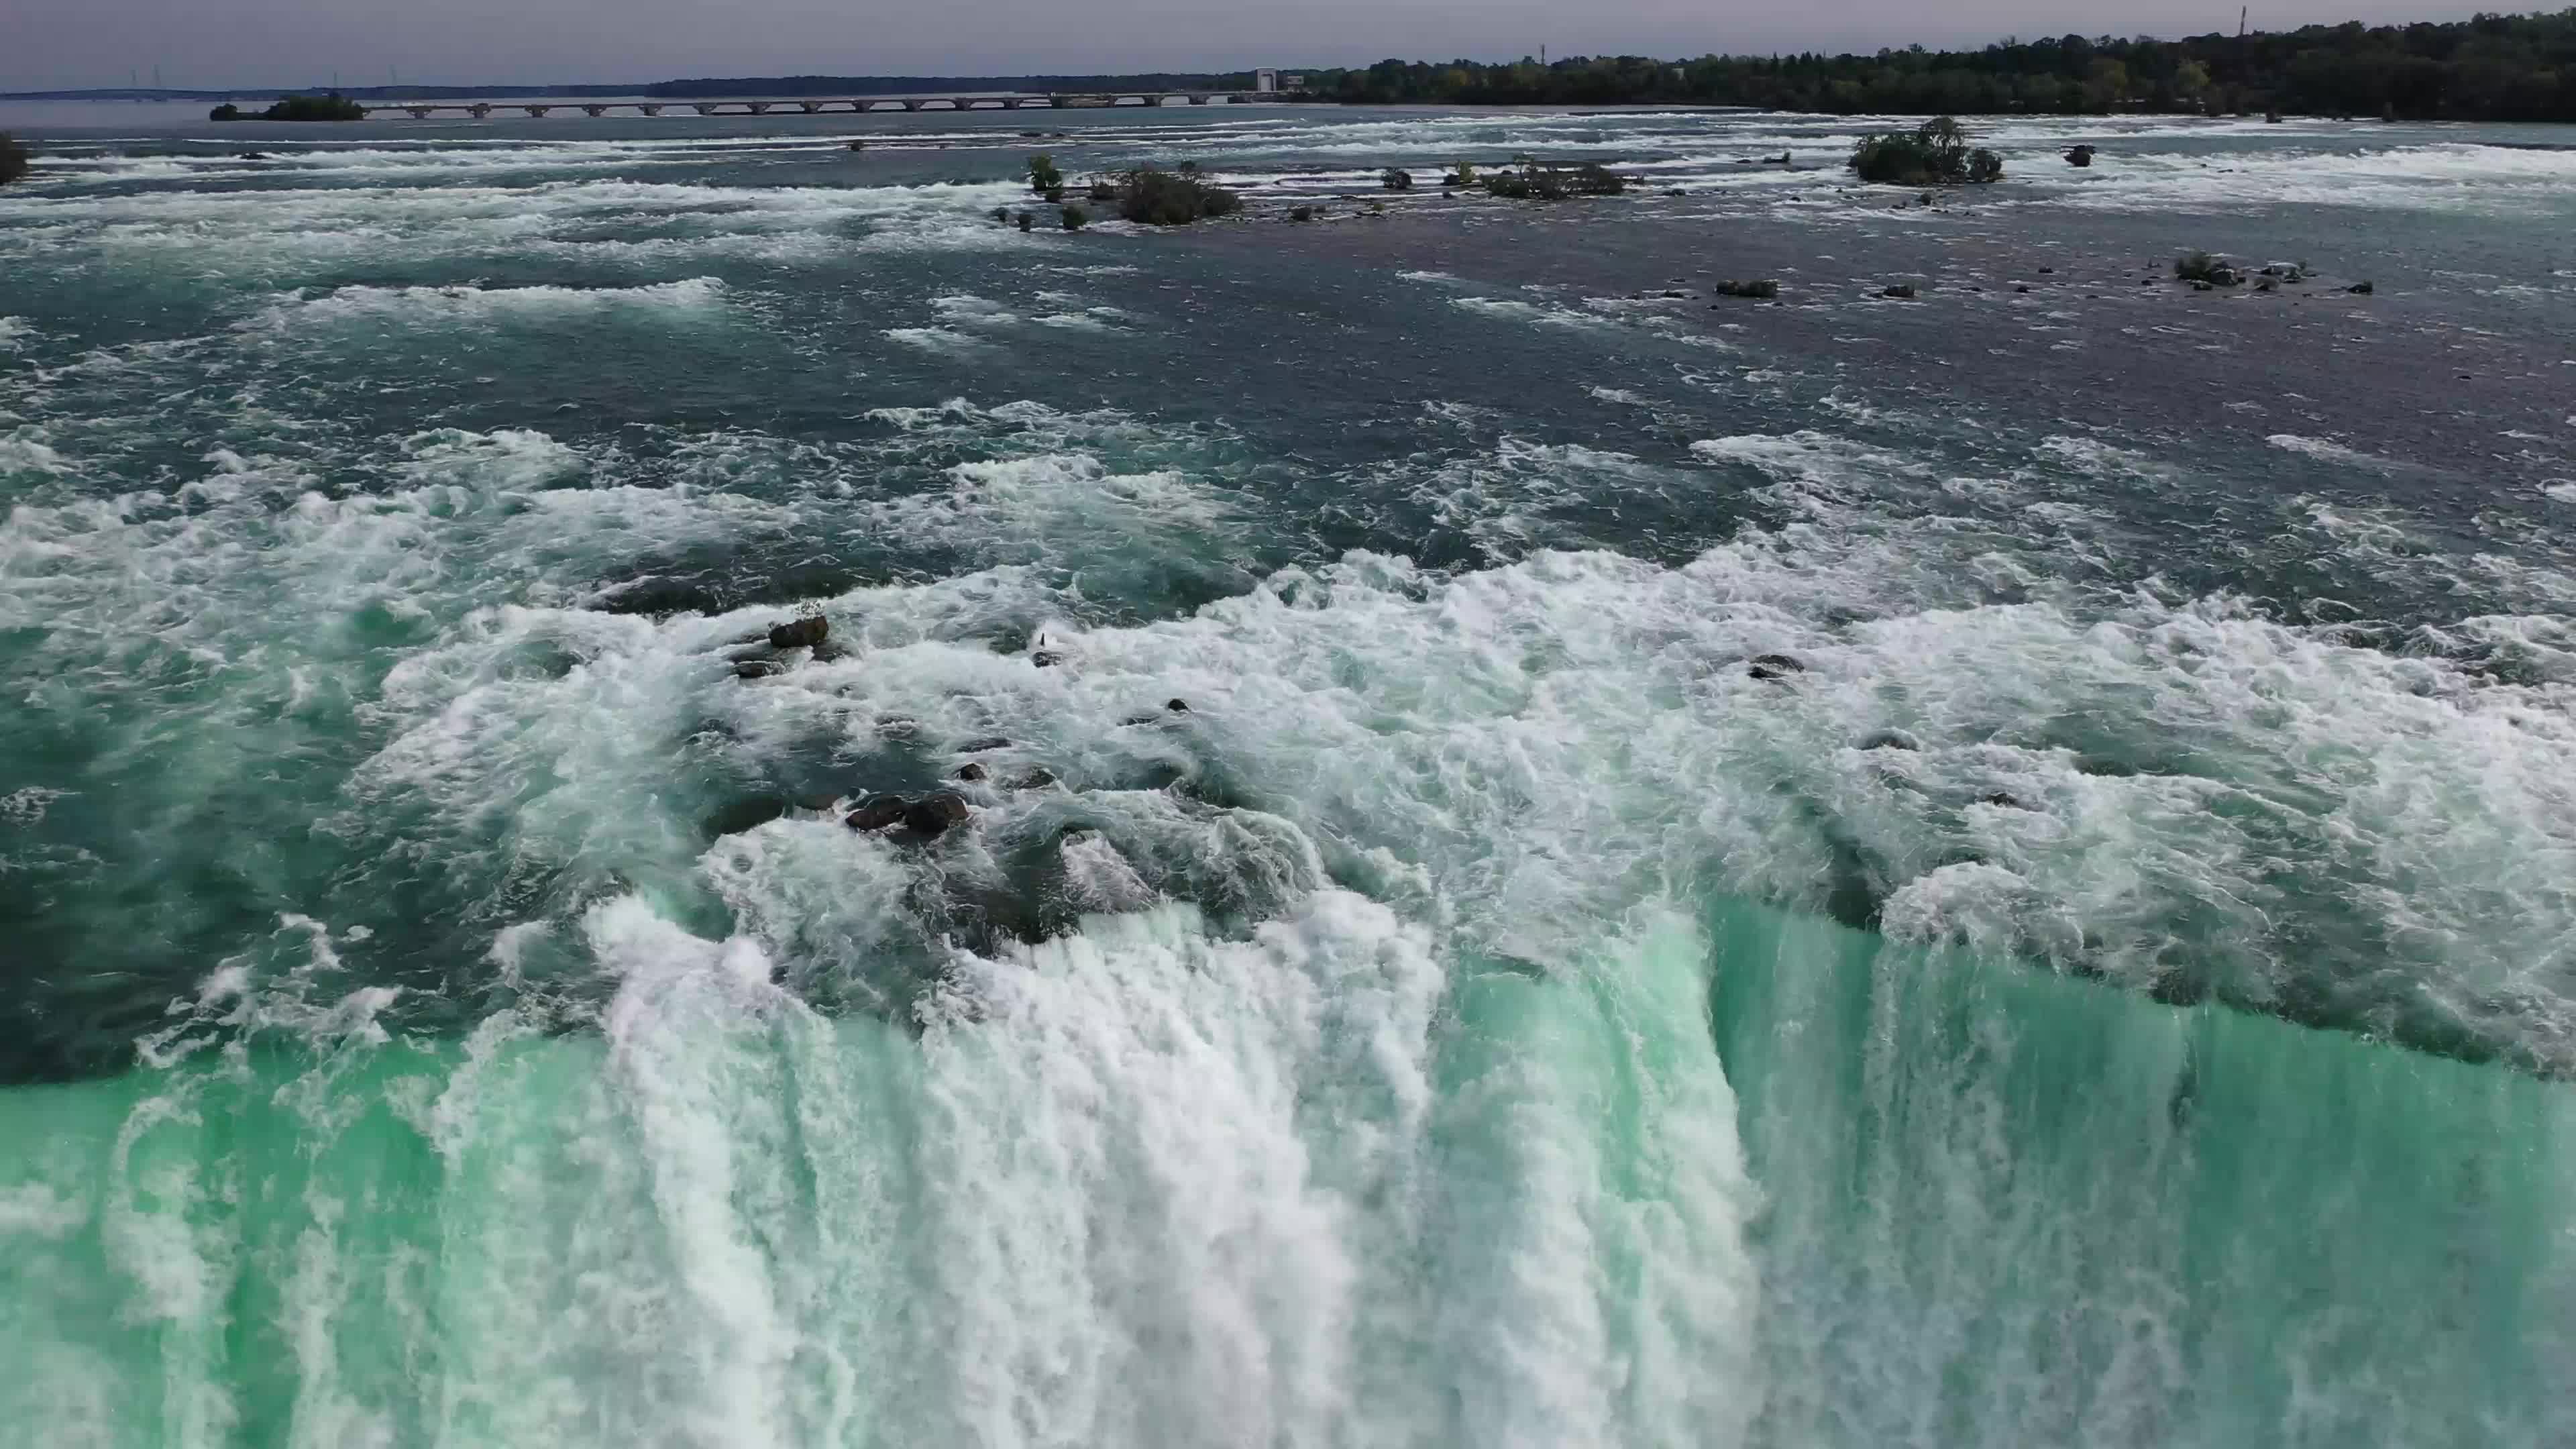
(1028, 153, 1062, 196)
(1482, 161, 1627, 201)
(1087, 179, 1118, 201)
(1060, 204, 1087, 230)
(1713, 278, 1779, 299)
(209, 103, 242, 121)
(1112, 165, 1242, 225)
(0, 133, 27, 187)
(1441, 162, 1477, 186)
(1289, 205, 1315, 221)
(1382, 168, 1413, 191)
(1848, 117, 2003, 186)
(1016, 210, 1034, 232)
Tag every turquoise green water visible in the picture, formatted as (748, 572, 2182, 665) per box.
(3, 104, 2574, 1444)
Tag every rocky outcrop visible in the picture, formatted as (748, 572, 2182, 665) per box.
(903, 792, 972, 838)
(769, 615, 828, 649)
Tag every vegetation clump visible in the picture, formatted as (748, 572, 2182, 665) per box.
(2174, 251, 2243, 286)
(1087, 178, 1118, 201)
(1289, 205, 1316, 221)
(1713, 278, 1779, 299)
(1848, 117, 2003, 185)
(1482, 161, 1627, 200)
(0, 133, 28, 187)
(1026, 153, 1063, 197)
(215, 93, 366, 122)
(1305, 17, 2576, 122)
(1381, 168, 1413, 191)
(1111, 163, 1242, 225)
(1441, 162, 1477, 187)
(1059, 204, 1087, 230)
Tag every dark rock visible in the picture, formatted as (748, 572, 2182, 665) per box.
(735, 659, 786, 680)
(902, 792, 972, 838)
(2037, 266, 2055, 274)
(1880, 284, 1917, 299)
(845, 794, 908, 832)
(1165, 698, 1189, 713)
(1750, 653, 1806, 673)
(1120, 712, 1162, 727)
(1031, 650, 1064, 667)
(2063, 145, 2096, 168)
(955, 762, 988, 782)
(1010, 767, 1058, 790)
(959, 736, 1011, 753)
(2346, 280, 2375, 294)
(2015, 284, 2031, 292)
(1981, 792, 2032, 810)
(811, 639, 855, 663)
(794, 793, 843, 812)
(769, 615, 828, 650)
(1858, 729, 1922, 751)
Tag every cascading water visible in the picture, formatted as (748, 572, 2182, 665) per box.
(5, 101, 2575, 1446)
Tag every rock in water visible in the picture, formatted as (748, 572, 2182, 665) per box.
(955, 762, 987, 782)
(903, 792, 972, 838)
(769, 615, 828, 649)
(845, 794, 907, 831)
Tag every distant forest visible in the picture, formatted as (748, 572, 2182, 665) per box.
(1314, 10, 2576, 121)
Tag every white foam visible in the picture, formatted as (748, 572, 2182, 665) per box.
(239, 277, 728, 331)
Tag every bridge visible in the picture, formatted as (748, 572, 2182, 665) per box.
(379, 92, 1273, 119)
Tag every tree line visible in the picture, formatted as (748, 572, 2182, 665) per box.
(1307, 10, 2576, 121)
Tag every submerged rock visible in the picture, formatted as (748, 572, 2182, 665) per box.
(1748, 653, 1807, 682)
(2064, 144, 2097, 168)
(959, 736, 1011, 753)
(769, 615, 828, 649)
(1166, 698, 1190, 713)
(1859, 729, 1923, 751)
(1880, 284, 1917, 299)
(1010, 767, 1058, 790)
(734, 659, 786, 680)
(955, 762, 988, 782)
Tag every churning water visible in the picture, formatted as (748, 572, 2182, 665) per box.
(3, 101, 2575, 1446)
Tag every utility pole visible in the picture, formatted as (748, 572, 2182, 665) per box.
(2239, 6, 2248, 36)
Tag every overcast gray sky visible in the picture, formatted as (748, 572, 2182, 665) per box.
(2, 0, 2503, 92)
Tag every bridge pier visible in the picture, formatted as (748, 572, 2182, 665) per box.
(902, 99, 924, 111)
(637, 103, 661, 115)
(407, 107, 433, 119)
(798, 101, 822, 113)
(582, 104, 607, 117)
(1189, 94, 1210, 105)
(745, 101, 771, 114)
(468, 103, 492, 119)
(693, 103, 719, 115)
(1002, 97, 1024, 109)
(523, 105, 551, 116)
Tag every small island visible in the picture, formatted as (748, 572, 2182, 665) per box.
(0, 133, 28, 186)
(211, 93, 368, 122)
